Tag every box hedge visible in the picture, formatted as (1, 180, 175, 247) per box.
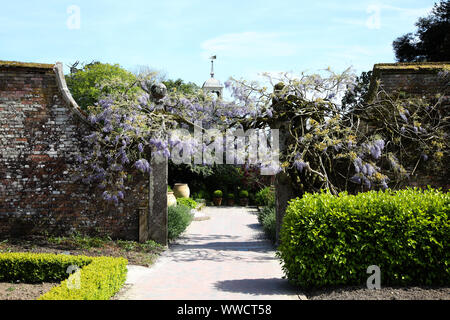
(277, 188, 449, 288)
(0, 252, 127, 300)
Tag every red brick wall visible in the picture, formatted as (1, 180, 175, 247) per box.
(0, 62, 148, 240)
(369, 62, 449, 190)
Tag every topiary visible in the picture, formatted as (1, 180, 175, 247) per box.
(239, 190, 249, 198)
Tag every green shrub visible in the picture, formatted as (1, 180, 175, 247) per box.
(213, 190, 223, 198)
(255, 186, 275, 207)
(0, 252, 127, 300)
(257, 206, 274, 225)
(227, 193, 234, 199)
(262, 208, 277, 243)
(193, 190, 210, 201)
(176, 197, 198, 209)
(277, 188, 450, 289)
(239, 190, 249, 198)
(168, 204, 193, 240)
(168, 185, 173, 192)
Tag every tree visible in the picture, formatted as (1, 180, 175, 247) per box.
(341, 70, 372, 111)
(393, 1, 450, 62)
(76, 66, 448, 204)
(163, 78, 200, 95)
(66, 62, 139, 110)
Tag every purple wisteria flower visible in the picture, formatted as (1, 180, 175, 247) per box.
(293, 160, 307, 173)
(135, 159, 150, 173)
(353, 158, 363, 173)
(350, 175, 361, 184)
(400, 113, 408, 123)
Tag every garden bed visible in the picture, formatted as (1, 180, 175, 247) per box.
(0, 282, 59, 300)
(0, 235, 165, 267)
(306, 285, 450, 300)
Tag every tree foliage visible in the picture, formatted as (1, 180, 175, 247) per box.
(66, 62, 139, 110)
(393, 1, 450, 62)
(163, 78, 200, 95)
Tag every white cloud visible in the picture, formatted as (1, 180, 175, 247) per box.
(201, 32, 299, 59)
(332, 4, 432, 29)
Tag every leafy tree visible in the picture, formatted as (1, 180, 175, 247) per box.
(393, 1, 450, 62)
(66, 62, 139, 110)
(341, 70, 372, 111)
(163, 78, 200, 95)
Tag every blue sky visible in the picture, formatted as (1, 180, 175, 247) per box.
(0, 0, 435, 87)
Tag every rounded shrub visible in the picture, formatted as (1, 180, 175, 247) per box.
(239, 190, 249, 198)
(213, 190, 223, 198)
(277, 188, 450, 288)
(168, 204, 193, 240)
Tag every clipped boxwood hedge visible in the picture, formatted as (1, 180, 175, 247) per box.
(277, 188, 449, 288)
(0, 252, 127, 300)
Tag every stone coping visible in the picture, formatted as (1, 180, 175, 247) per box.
(0, 60, 91, 125)
(0, 60, 55, 69)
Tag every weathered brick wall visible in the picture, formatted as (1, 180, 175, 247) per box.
(367, 62, 449, 190)
(367, 62, 449, 100)
(0, 61, 148, 240)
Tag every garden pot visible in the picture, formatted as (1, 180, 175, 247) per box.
(239, 198, 249, 207)
(213, 198, 222, 206)
(227, 199, 235, 206)
(173, 183, 190, 199)
(167, 192, 177, 207)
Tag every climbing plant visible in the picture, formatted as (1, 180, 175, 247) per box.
(76, 67, 449, 203)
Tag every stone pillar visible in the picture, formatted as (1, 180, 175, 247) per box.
(271, 83, 296, 245)
(147, 154, 168, 246)
(142, 82, 169, 246)
(275, 171, 294, 245)
(274, 126, 294, 245)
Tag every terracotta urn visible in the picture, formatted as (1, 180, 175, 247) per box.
(167, 192, 177, 207)
(213, 198, 222, 206)
(173, 183, 190, 199)
(239, 198, 249, 207)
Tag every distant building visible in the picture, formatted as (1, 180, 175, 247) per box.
(202, 55, 223, 98)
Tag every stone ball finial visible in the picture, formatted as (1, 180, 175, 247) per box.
(150, 83, 167, 102)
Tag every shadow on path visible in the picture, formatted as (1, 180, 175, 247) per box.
(214, 278, 299, 296)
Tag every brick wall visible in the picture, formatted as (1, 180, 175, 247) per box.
(0, 61, 148, 240)
(367, 62, 449, 190)
(367, 62, 449, 100)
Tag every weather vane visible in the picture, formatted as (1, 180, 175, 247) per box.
(210, 55, 216, 78)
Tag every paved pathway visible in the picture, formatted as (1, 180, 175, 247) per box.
(118, 206, 303, 300)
